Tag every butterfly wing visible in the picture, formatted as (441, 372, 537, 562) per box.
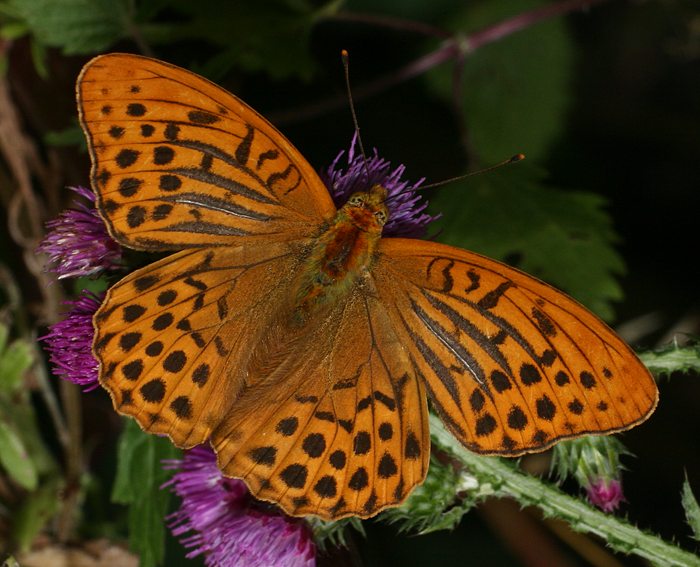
(374, 239, 658, 456)
(77, 53, 336, 251)
(210, 289, 429, 519)
(94, 241, 301, 447)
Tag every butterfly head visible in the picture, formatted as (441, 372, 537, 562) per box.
(343, 184, 389, 231)
(324, 138, 439, 238)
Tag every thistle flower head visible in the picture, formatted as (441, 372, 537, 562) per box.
(586, 478, 625, 513)
(41, 289, 102, 391)
(164, 446, 316, 567)
(38, 186, 121, 279)
(552, 436, 630, 513)
(322, 134, 440, 238)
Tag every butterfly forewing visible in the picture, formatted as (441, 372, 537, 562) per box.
(375, 239, 658, 455)
(77, 53, 335, 251)
(211, 292, 429, 519)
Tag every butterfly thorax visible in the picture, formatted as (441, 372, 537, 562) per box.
(293, 185, 388, 320)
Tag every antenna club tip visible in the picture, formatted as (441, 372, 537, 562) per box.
(341, 49, 349, 59)
(511, 153, 525, 163)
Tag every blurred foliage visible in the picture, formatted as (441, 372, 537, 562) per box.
(0, 322, 60, 553)
(682, 477, 700, 544)
(0, 324, 39, 491)
(0, 0, 698, 565)
(432, 163, 623, 319)
(112, 421, 180, 567)
(428, 0, 573, 164)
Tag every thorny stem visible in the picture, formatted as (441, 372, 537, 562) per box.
(466, 0, 610, 52)
(328, 12, 452, 39)
(274, 0, 613, 125)
(429, 414, 700, 567)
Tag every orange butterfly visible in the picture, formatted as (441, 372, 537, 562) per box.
(77, 53, 658, 520)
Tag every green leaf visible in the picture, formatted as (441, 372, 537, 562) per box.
(0, 421, 37, 490)
(0, 324, 6, 354)
(681, 477, 700, 543)
(7, 0, 130, 55)
(428, 0, 573, 162)
(0, 324, 55, 488)
(430, 164, 624, 319)
(29, 37, 48, 79)
(12, 476, 62, 552)
(113, 419, 180, 567)
(0, 331, 33, 394)
(0, 396, 57, 477)
(148, 0, 338, 80)
(44, 123, 85, 149)
(0, 21, 28, 40)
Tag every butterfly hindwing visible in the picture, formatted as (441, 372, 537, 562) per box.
(211, 290, 429, 519)
(78, 53, 336, 251)
(375, 239, 658, 456)
(94, 241, 301, 447)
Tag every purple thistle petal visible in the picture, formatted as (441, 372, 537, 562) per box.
(38, 186, 121, 279)
(41, 289, 102, 391)
(321, 134, 440, 238)
(164, 446, 316, 567)
(586, 479, 625, 513)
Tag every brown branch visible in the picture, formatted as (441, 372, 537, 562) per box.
(466, 0, 611, 52)
(328, 11, 451, 39)
(274, 0, 614, 125)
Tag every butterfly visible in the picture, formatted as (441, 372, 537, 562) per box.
(77, 53, 658, 520)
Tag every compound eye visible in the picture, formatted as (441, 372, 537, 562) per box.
(347, 194, 364, 206)
(374, 209, 388, 226)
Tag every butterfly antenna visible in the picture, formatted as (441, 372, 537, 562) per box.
(419, 154, 525, 191)
(384, 154, 525, 204)
(342, 49, 372, 184)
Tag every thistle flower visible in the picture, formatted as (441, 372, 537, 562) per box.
(164, 446, 316, 567)
(41, 290, 101, 391)
(322, 135, 440, 238)
(38, 186, 121, 279)
(586, 478, 625, 513)
(552, 436, 629, 513)
(381, 454, 479, 534)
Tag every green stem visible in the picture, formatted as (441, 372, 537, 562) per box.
(429, 414, 700, 567)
